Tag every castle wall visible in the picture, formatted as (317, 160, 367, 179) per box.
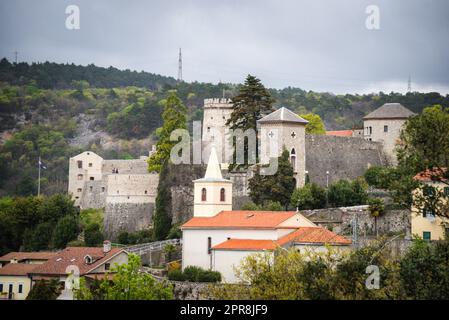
(102, 158, 149, 175)
(79, 180, 106, 209)
(305, 134, 387, 187)
(103, 202, 155, 240)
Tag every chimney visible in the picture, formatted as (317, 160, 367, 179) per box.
(103, 240, 111, 254)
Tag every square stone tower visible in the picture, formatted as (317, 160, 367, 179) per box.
(363, 103, 415, 165)
(258, 107, 309, 188)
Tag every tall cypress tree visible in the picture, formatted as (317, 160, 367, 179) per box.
(226, 75, 275, 169)
(152, 161, 172, 240)
(147, 90, 187, 173)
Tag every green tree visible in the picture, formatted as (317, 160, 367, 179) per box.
(400, 238, 449, 299)
(226, 75, 274, 168)
(75, 254, 173, 300)
(299, 113, 326, 135)
(291, 183, 327, 210)
(84, 223, 104, 247)
(147, 91, 187, 173)
(248, 150, 295, 209)
(52, 215, 79, 249)
(327, 179, 368, 207)
(152, 161, 172, 240)
(26, 279, 60, 300)
(367, 198, 385, 237)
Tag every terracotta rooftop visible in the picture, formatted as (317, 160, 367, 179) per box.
(0, 251, 57, 263)
(212, 239, 278, 251)
(181, 211, 297, 229)
(413, 168, 447, 182)
(212, 227, 351, 251)
(326, 130, 354, 137)
(0, 263, 39, 276)
(363, 103, 415, 120)
(277, 227, 351, 246)
(29, 247, 124, 276)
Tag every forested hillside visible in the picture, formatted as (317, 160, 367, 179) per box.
(0, 58, 448, 196)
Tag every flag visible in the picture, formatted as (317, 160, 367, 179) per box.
(39, 159, 47, 170)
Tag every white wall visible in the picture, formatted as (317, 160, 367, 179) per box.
(182, 228, 277, 271)
(212, 250, 273, 283)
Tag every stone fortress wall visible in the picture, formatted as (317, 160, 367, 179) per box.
(69, 98, 404, 239)
(68, 151, 158, 239)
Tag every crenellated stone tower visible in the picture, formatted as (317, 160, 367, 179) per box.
(202, 98, 233, 165)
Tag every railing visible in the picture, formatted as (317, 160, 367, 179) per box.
(124, 239, 182, 256)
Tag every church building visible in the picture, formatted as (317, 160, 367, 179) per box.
(181, 147, 351, 283)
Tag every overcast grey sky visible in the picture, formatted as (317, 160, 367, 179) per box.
(0, 0, 448, 94)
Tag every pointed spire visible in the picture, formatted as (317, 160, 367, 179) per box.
(204, 147, 223, 179)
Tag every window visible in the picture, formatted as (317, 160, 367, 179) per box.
(8, 284, 13, 294)
(77, 174, 83, 180)
(220, 188, 225, 202)
(384, 125, 388, 132)
(369, 127, 372, 134)
(18, 283, 23, 294)
(88, 163, 93, 167)
(77, 160, 83, 169)
(105, 263, 110, 271)
(290, 148, 296, 171)
(201, 188, 207, 202)
(77, 188, 82, 193)
(207, 127, 211, 133)
(89, 186, 93, 192)
(423, 231, 431, 241)
(0, 283, 3, 292)
(207, 237, 212, 254)
(444, 187, 449, 196)
(101, 187, 105, 192)
(423, 207, 435, 218)
(90, 177, 94, 181)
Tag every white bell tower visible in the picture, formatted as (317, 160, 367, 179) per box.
(193, 147, 233, 217)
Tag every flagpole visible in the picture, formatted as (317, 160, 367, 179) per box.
(38, 155, 41, 196)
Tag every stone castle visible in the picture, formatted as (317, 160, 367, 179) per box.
(68, 99, 414, 239)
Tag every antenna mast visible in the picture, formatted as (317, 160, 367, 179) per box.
(407, 75, 412, 93)
(178, 48, 183, 82)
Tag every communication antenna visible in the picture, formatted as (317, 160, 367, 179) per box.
(407, 75, 412, 93)
(178, 48, 183, 82)
(13, 50, 18, 64)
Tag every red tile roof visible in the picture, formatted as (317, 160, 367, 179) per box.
(277, 227, 351, 246)
(326, 130, 354, 137)
(182, 211, 297, 229)
(212, 239, 278, 251)
(212, 227, 351, 251)
(0, 251, 57, 263)
(29, 247, 125, 276)
(0, 263, 38, 276)
(413, 168, 447, 182)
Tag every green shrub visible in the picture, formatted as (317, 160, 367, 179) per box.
(291, 183, 327, 210)
(168, 269, 186, 281)
(180, 266, 221, 283)
(197, 270, 221, 283)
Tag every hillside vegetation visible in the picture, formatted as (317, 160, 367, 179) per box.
(0, 57, 448, 196)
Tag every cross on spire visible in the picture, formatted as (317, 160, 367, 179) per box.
(291, 131, 296, 138)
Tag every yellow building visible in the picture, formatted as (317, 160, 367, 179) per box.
(411, 169, 449, 241)
(0, 264, 36, 300)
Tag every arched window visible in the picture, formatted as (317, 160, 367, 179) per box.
(201, 188, 207, 202)
(290, 148, 296, 171)
(220, 188, 225, 202)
